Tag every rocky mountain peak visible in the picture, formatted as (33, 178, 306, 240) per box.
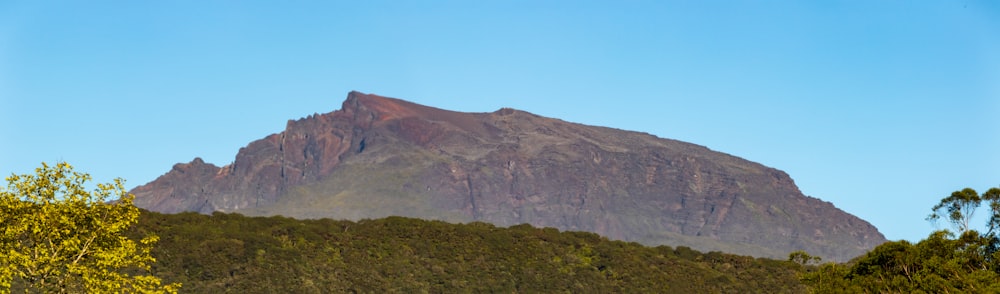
(170, 157, 217, 173)
(132, 91, 887, 261)
(345, 91, 428, 123)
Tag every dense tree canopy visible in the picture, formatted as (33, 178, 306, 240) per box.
(803, 186, 1000, 293)
(132, 211, 808, 293)
(0, 162, 179, 293)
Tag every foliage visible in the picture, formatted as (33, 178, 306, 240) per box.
(803, 186, 1000, 293)
(788, 251, 821, 266)
(0, 162, 179, 293)
(983, 188, 1000, 235)
(929, 188, 983, 233)
(133, 211, 809, 293)
(802, 231, 1000, 293)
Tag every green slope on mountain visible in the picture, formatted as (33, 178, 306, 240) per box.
(236, 141, 791, 259)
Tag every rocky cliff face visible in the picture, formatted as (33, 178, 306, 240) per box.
(132, 91, 886, 261)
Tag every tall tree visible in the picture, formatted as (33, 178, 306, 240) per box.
(982, 188, 1000, 235)
(928, 188, 983, 234)
(0, 162, 179, 293)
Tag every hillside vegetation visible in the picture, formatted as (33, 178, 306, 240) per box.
(135, 189, 1000, 294)
(801, 187, 1000, 293)
(131, 211, 808, 293)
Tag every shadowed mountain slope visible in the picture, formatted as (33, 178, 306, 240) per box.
(132, 91, 886, 261)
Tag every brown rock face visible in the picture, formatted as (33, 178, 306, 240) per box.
(132, 91, 887, 261)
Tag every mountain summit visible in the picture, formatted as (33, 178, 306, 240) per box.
(132, 91, 886, 261)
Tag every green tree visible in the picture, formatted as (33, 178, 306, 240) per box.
(0, 162, 180, 293)
(928, 188, 983, 233)
(787, 250, 821, 266)
(981, 188, 1000, 235)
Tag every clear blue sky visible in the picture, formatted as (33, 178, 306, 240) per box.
(2, 1, 998, 242)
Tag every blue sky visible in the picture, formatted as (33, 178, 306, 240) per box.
(2, 1, 998, 242)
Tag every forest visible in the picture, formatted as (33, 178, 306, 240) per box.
(131, 211, 806, 293)
(802, 187, 1000, 293)
(131, 196, 1000, 293)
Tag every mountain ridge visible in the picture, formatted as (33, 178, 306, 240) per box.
(132, 91, 886, 261)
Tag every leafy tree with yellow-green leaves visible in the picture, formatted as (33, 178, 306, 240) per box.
(0, 162, 179, 293)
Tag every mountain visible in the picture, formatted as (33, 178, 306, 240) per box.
(131, 91, 886, 261)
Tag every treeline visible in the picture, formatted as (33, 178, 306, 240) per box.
(128, 187, 1000, 293)
(802, 231, 1000, 293)
(799, 187, 1000, 293)
(12, 163, 998, 292)
(130, 211, 807, 293)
